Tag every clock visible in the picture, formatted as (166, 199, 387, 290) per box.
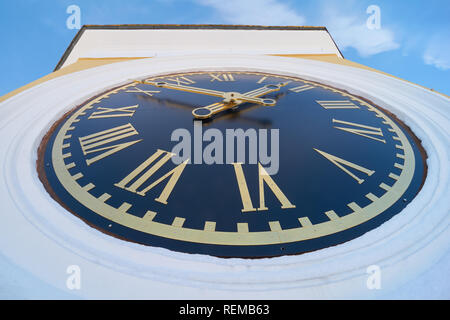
(1, 50, 447, 298)
(38, 70, 425, 258)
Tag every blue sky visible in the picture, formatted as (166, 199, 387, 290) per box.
(1, 0, 449, 96)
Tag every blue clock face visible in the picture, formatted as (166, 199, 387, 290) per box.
(39, 71, 425, 257)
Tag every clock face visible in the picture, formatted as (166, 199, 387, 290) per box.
(39, 71, 425, 258)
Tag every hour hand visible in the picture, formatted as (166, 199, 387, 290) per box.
(192, 102, 234, 119)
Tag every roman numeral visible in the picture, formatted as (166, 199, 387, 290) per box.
(316, 100, 359, 109)
(314, 148, 375, 184)
(115, 149, 188, 204)
(257, 76, 267, 84)
(165, 76, 195, 85)
(332, 119, 386, 143)
(126, 87, 160, 97)
(88, 105, 139, 119)
(209, 73, 235, 82)
(289, 84, 315, 93)
(232, 163, 295, 212)
(79, 123, 142, 165)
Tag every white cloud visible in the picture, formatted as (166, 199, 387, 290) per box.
(423, 36, 450, 70)
(196, 0, 305, 25)
(197, 0, 399, 58)
(323, 6, 400, 57)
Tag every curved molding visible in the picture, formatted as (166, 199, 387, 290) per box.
(0, 54, 448, 299)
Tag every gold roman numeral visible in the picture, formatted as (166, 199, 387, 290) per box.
(79, 123, 142, 165)
(289, 84, 315, 93)
(209, 73, 235, 82)
(165, 76, 195, 85)
(316, 100, 359, 109)
(126, 87, 160, 97)
(88, 105, 139, 119)
(232, 163, 295, 212)
(314, 148, 375, 184)
(115, 149, 188, 204)
(257, 76, 267, 84)
(333, 119, 386, 143)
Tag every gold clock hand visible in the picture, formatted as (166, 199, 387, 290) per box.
(192, 102, 235, 119)
(192, 82, 289, 119)
(139, 80, 226, 97)
(136, 80, 272, 106)
(245, 81, 290, 98)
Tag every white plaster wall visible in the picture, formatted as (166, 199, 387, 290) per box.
(61, 29, 342, 68)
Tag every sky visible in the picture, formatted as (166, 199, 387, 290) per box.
(0, 0, 449, 96)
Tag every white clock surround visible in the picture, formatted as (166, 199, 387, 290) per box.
(0, 54, 448, 299)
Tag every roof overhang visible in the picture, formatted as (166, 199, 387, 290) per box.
(55, 24, 344, 71)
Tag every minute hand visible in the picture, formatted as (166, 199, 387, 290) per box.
(138, 80, 271, 106)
